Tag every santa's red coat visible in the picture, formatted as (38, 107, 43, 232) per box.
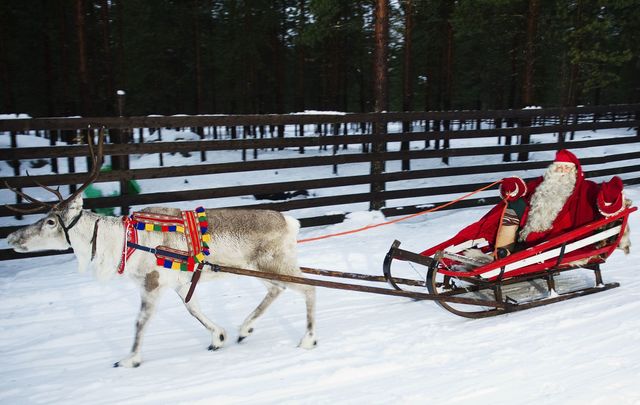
(421, 152, 601, 257)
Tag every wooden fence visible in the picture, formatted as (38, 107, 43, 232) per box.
(1, 104, 639, 260)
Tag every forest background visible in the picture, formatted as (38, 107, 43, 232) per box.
(2, 0, 639, 118)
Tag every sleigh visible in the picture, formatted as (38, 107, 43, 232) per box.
(382, 206, 636, 318)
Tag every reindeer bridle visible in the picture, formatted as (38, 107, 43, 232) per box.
(54, 209, 85, 246)
(4, 128, 105, 243)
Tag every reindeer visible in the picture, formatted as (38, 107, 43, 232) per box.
(5, 131, 316, 367)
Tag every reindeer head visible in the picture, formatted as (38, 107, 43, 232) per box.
(6, 130, 104, 253)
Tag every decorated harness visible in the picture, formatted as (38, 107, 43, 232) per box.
(118, 206, 211, 274)
(115, 206, 213, 302)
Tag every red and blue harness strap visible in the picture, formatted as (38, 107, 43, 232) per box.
(119, 207, 211, 274)
(117, 216, 138, 275)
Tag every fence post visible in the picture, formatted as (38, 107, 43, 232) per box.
(113, 90, 130, 215)
(254, 125, 260, 159)
(332, 123, 339, 175)
(197, 126, 205, 161)
(277, 123, 284, 151)
(401, 118, 411, 171)
(242, 126, 248, 161)
(10, 131, 22, 220)
(342, 122, 348, 150)
(67, 131, 79, 195)
(369, 114, 386, 211)
(442, 118, 450, 165)
(433, 119, 441, 151)
(298, 123, 305, 154)
(158, 128, 164, 166)
(50, 130, 58, 173)
(557, 109, 567, 148)
(517, 114, 531, 162)
(361, 122, 369, 153)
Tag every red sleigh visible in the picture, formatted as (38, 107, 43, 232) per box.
(383, 206, 636, 318)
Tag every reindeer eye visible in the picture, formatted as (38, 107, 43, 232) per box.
(46, 219, 56, 226)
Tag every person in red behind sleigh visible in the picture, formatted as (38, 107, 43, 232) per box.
(496, 149, 629, 258)
(422, 149, 630, 261)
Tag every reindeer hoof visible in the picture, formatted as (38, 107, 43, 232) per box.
(208, 331, 226, 351)
(298, 333, 317, 350)
(237, 327, 254, 343)
(114, 361, 140, 368)
(114, 355, 142, 368)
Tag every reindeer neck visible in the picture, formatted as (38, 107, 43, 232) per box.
(68, 211, 126, 276)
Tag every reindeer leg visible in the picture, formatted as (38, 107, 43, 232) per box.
(288, 283, 317, 349)
(238, 283, 283, 343)
(175, 284, 227, 351)
(115, 288, 161, 368)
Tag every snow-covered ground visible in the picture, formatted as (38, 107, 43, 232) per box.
(1, 124, 639, 404)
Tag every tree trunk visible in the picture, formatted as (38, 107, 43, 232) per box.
(0, 5, 14, 113)
(273, 0, 286, 145)
(100, 0, 115, 115)
(41, 0, 55, 116)
(296, 0, 306, 154)
(192, 0, 205, 160)
(518, 0, 539, 162)
(401, 0, 414, 171)
(441, 2, 454, 165)
(193, 0, 203, 115)
(75, 0, 91, 116)
(504, 34, 518, 162)
(370, 0, 388, 211)
(114, 0, 125, 95)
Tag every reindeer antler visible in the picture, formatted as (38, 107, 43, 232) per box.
(4, 127, 106, 213)
(3, 181, 54, 213)
(56, 127, 105, 209)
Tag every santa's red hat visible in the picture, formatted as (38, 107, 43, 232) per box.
(554, 149, 578, 165)
(597, 176, 625, 217)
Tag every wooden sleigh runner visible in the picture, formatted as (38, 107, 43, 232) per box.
(383, 206, 637, 318)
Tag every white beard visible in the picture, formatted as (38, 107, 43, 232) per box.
(519, 166, 576, 241)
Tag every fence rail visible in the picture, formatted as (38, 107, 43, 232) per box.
(1, 104, 639, 261)
(0, 103, 637, 132)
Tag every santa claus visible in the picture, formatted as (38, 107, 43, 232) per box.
(421, 149, 629, 260)
(500, 149, 627, 251)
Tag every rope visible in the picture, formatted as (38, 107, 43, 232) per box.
(297, 180, 502, 244)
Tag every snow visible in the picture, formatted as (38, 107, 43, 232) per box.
(0, 113, 31, 119)
(291, 110, 348, 115)
(1, 124, 640, 404)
